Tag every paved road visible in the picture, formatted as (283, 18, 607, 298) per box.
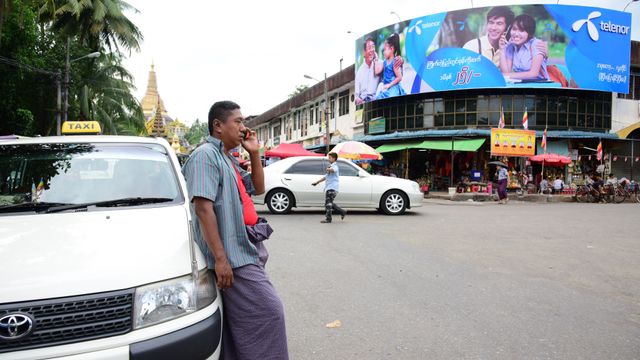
(257, 200, 640, 360)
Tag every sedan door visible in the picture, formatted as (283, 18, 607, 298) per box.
(282, 158, 326, 206)
(335, 160, 372, 207)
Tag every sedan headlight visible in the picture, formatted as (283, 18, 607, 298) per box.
(133, 268, 216, 329)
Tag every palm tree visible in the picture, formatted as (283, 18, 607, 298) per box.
(77, 54, 145, 135)
(40, 0, 142, 53)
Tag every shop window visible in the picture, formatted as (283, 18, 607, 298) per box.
(548, 112, 557, 127)
(338, 90, 349, 116)
(577, 113, 586, 128)
(418, 115, 428, 128)
(435, 114, 444, 127)
(603, 101, 611, 115)
(527, 112, 536, 127)
(398, 105, 406, 117)
(389, 118, 397, 131)
(445, 114, 454, 126)
(445, 99, 454, 113)
(595, 101, 603, 116)
(509, 112, 518, 126)
(467, 99, 477, 112)
(424, 100, 433, 114)
(536, 97, 547, 112)
(383, 107, 390, 119)
(477, 96, 489, 111)
(434, 99, 444, 114)
(595, 115, 603, 128)
(489, 112, 500, 127)
(397, 117, 405, 129)
(455, 113, 465, 126)
(489, 96, 500, 111)
(512, 96, 524, 112)
(567, 112, 576, 128)
(390, 106, 398, 119)
(535, 112, 546, 127)
(415, 103, 424, 116)
(603, 116, 611, 129)
(525, 96, 535, 112)
(406, 117, 414, 129)
(455, 99, 465, 112)
(617, 73, 639, 100)
(466, 113, 477, 126)
(478, 113, 489, 126)
(585, 114, 594, 128)
(407, 104, 415, 116)
(502, 95, 512, 112)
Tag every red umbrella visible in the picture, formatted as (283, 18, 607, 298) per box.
(529, 153, 572, 166)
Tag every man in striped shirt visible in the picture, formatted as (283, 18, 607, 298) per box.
(183, 101, 288, 359)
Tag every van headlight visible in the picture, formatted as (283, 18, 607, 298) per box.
(133, 268, 216, 329)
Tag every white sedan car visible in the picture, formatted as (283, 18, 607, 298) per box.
(253, 156, 423, 215)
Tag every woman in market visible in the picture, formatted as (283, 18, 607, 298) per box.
(497, 164, 509, 204)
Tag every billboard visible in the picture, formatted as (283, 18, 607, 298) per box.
(354, 4, 631, 104)
(491, 128, 536, 157)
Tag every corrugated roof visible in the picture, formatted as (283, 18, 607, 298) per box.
(354, 129, 618, 142)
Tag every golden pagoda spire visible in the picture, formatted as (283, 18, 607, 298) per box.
(151, 99, 166, 138)
(141, 61, 167, 117)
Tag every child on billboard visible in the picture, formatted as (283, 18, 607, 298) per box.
(498, 14, 549, 81)
(375, 33, 406, 99)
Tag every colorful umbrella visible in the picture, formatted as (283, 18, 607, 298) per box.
(330, 141, 382, 160)
(529, 153, 572, 165)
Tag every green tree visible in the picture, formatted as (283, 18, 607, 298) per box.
(40, 0, 143, 53)
(77, 53, 144, 135)
(185, 119, 208, 146)
(288, 84, 308, 98)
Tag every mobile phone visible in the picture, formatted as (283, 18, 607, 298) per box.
(505, 24, 512, 41)
(242, 129, 251, 140)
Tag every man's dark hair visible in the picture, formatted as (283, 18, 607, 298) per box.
(208, 101, 240, 135)
(328, 152, 338, 160)
(363, 37, 375, 51)
(512, 14, 536, 41)
(487, 6, 514, 26)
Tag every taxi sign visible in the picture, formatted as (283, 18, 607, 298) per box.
(61, 121, 102, 135)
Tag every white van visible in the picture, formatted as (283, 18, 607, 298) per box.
(0, 135, 221, 359)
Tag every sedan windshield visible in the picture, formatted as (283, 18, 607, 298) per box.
(0, 142, 182, 213)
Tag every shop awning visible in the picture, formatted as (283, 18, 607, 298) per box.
(376, 142, 422, 153)
(376, 139, 485, 153)
(418, 138, 485, 151)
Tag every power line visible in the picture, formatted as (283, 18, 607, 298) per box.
(0, 55, 59, 77)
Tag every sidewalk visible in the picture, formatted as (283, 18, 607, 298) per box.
(424, 191, 575, 203)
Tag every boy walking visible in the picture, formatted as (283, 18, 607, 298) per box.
(312, 152, 346, 223)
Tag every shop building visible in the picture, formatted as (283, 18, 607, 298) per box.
(248, 4, 639, 191)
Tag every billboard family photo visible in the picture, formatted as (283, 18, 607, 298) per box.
(354, 4, 631, 104)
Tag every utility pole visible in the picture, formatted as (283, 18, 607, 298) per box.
(324, 73, 330, 153)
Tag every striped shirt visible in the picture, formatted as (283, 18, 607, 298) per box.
(182, 136, 259, 269)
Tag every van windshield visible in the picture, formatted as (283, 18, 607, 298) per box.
(0, 142, 182, 212)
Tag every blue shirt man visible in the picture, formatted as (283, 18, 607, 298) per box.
(312, 152, 346, 223)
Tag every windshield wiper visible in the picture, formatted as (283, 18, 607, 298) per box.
(0, 202, 72, 214)
(45, 197, 174, 213)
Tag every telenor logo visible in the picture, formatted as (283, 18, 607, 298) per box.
(572, 11, 601, 41)
(572, 11, 630, 41)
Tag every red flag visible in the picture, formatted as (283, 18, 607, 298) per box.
(596, 141, 603, 161)
(498, 106, 505, 129)
(522, 108, 528, 130)
(541, 128, 547, 151)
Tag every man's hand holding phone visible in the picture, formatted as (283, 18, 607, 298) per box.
(241, 127, 259, 154)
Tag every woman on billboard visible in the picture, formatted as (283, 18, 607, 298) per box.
(498, 14, 550, 81)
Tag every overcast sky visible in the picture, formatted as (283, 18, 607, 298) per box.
(123, 0, 639, 125)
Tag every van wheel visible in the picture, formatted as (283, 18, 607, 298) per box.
(266, 189, 294, 214)
(380, 190, 407, 215)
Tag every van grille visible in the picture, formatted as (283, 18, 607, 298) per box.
(0, 289, 133, 353)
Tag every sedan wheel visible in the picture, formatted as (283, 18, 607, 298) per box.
(267, 189, 293, 214)
(380, 190, 407, 215)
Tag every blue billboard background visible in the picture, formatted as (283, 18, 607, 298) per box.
(353, 4, 631, 105)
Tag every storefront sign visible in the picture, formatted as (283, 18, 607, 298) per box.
(354, 4, 630, 104)
(368, 117, 386, 134)
(491, 128, 536, 157)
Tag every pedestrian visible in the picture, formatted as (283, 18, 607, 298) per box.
(553, 176, 565, 194)
(312, 152, 347, 223)
(182, 101, 288, 360)
(497, 164, 509, 204)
